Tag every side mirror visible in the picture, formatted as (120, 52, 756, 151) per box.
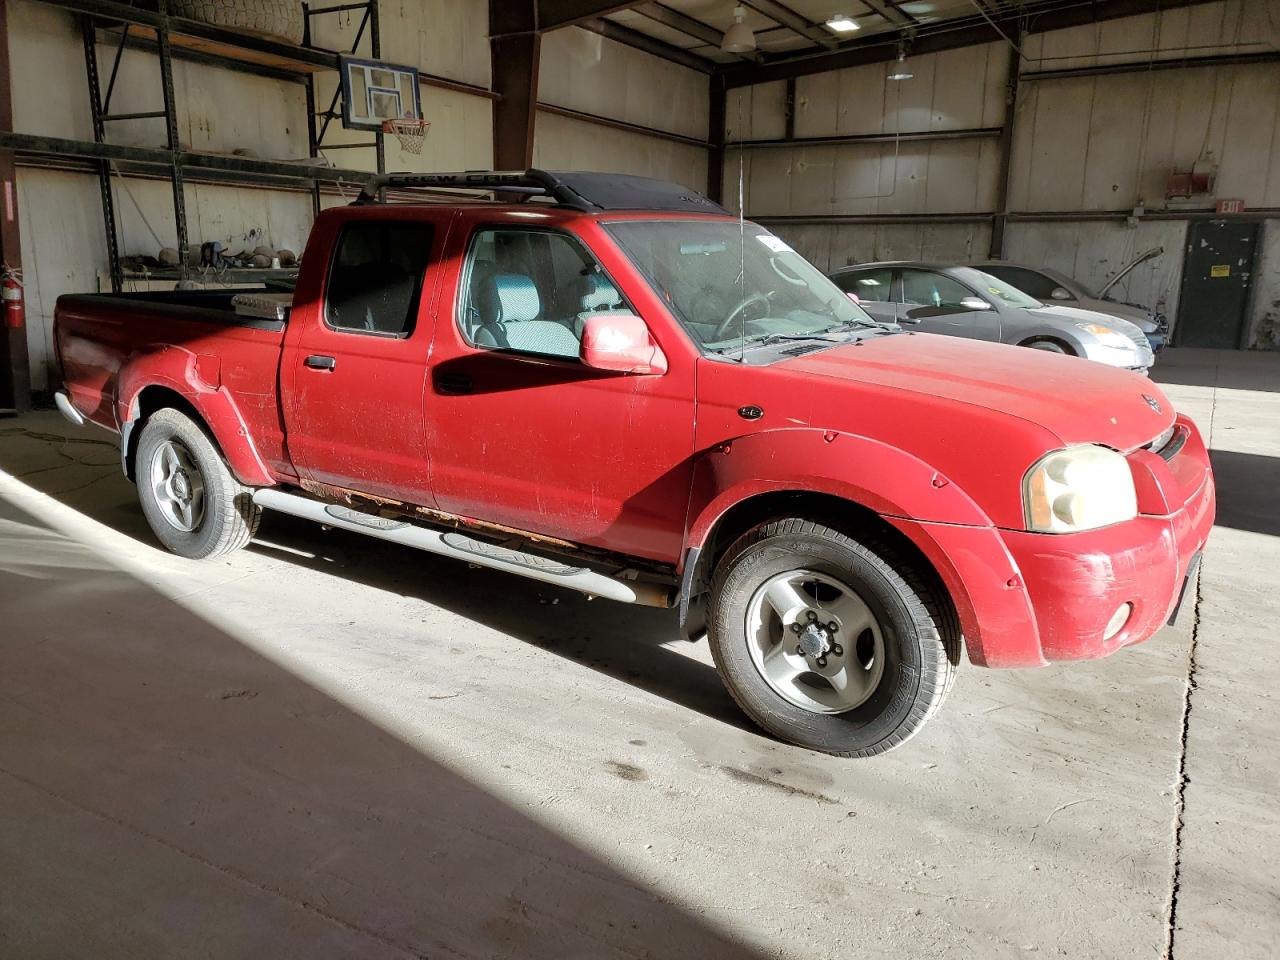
(959, 296, 993, 311)
(1050, 286, 1073, 301)
(580, 313, 668, 375)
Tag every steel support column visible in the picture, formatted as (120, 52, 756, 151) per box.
(707, 72, 726, 204)
(0, 0, 29, 410)
(490, 1, 540, 171)
(81, 15, 124, 293)
(989, 34, 1021, 259)
(155, 0, 189, 276)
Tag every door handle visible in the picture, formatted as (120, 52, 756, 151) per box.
(304, 355, 336, 371)
(437, 372, 473, 395)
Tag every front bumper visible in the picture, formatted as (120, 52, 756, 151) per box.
(1082, 338, 1155, 373)
(998, 468, 1213, 661)
(889, 416, 1214, 668)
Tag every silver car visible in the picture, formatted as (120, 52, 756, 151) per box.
(973, 248, 1168, 352)
(829, 261, 1155, 374)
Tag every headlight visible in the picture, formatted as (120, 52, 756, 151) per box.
(1074, 322, 1133, 348)
(1023, 444, 1138, 533)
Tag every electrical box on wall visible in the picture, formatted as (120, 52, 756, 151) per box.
(1165, 155, 1218, 202)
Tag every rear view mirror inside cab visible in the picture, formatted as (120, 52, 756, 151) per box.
(579, 313, 668, 375)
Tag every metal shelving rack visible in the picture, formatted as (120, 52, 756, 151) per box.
(2, 0, 386, 291)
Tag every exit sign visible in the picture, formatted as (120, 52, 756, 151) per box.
(1216, 198, 1246, 214)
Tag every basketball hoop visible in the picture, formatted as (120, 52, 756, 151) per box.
(382, 118, 430, 155)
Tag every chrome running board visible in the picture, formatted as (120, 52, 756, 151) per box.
(252, 487, 673, 607)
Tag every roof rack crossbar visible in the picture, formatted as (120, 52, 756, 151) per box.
(354, 170, 594, 209)
(352, 168, 729, 215)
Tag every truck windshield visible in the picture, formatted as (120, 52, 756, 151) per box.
(604, 219, 884, 355)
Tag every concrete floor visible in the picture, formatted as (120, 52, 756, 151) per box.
(0, 347, 1275, 959)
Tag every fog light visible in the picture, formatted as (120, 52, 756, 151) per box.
(1103, 602, 1133, 641)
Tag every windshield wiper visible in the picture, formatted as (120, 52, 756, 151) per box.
(746, 331, 845, 347)
(821, 318, 888, 333)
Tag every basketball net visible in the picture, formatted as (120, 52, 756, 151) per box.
(382, 118, 431, 155)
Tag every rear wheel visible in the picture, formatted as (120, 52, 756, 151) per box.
(135, 408, 261, 560)
(707, 518, 959, 757)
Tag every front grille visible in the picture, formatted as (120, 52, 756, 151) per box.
(1145, 424, 1187, 462)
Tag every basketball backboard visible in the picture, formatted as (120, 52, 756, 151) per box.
(339, 56, 422, 131)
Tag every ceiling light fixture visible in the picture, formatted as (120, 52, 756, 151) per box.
(888, 41, 913, 80)
(722, 5, 757, 53)
(825, 13, 860, 33)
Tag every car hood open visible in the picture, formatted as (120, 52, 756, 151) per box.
(781, 332, 1173, 451)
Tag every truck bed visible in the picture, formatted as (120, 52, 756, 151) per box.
(55, 288, 288, 439)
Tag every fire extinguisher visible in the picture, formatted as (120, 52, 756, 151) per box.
(1, 265, 23, 330)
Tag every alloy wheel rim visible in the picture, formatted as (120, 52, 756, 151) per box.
(744, 569, 885, 715)
(150, 439, 206, 533)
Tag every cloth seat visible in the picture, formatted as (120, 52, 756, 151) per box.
(473, 272, 580, 358)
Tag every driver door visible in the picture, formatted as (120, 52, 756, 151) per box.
(424, 218, 696, 565)
(898, 269, 1001, 341)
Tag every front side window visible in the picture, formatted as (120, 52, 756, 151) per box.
(605, 219, 883, 355)
(457, 228, 627, 360)
(900, 270, 977, 310)
(325, 221, 434, 336)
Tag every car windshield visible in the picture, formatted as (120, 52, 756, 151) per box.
(969, 270, 1043, 309)
(604, 219, 883, 354)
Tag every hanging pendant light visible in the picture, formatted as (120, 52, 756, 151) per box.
(888, 40, 913, 80)
(722, 5, 757, 54)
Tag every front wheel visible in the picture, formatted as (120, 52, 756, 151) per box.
(1023, 338, 1073, 355)
(707, 519, 959, 757)
(135, 408, 261, 560)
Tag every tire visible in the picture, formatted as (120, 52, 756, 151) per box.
(169, 0, 304, 45)
(1024, 338, 1072, 355)
(135, 408, 261, 560)
(707, 518, 960, 757)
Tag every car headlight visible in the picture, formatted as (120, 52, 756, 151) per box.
(1023, 444, 1138, 533)
(1074, 322, 1133, 348)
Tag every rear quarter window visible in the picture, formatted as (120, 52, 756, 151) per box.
(325, 221, 435, 336)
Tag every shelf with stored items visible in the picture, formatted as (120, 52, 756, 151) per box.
(10, 0, 386, 291)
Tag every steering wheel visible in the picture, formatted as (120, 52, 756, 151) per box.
(769, 256, 808, 287)
(713, 291, 770, 341)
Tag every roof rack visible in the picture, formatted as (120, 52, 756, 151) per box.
(353, 168, 728, 215)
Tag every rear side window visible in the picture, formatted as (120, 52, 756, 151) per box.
(833, 268, 893, 299)
(325, 221, 434, 336)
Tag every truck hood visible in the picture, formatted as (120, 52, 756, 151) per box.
(781, 332, 1173, 451)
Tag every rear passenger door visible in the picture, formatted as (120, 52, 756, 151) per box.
(830, 268, 898, 325)
(282, 211, 451, 504)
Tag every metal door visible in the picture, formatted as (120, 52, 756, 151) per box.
(1175, 220, 1259, 348)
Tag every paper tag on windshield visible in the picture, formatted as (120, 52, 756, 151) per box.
(756, 235, 792, 254)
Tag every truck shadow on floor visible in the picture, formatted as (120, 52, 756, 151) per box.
(0, 493, 766, 960)
(0, 418, 749, 734)
(1207, 449, 1280, 537)
(250, 511, 751, 732)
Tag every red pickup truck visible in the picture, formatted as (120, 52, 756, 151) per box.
(53, 170, 1214, 757)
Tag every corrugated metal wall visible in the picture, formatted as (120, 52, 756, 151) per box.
(730, 0, 1280, 348)
(534, 28, 709, 190)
